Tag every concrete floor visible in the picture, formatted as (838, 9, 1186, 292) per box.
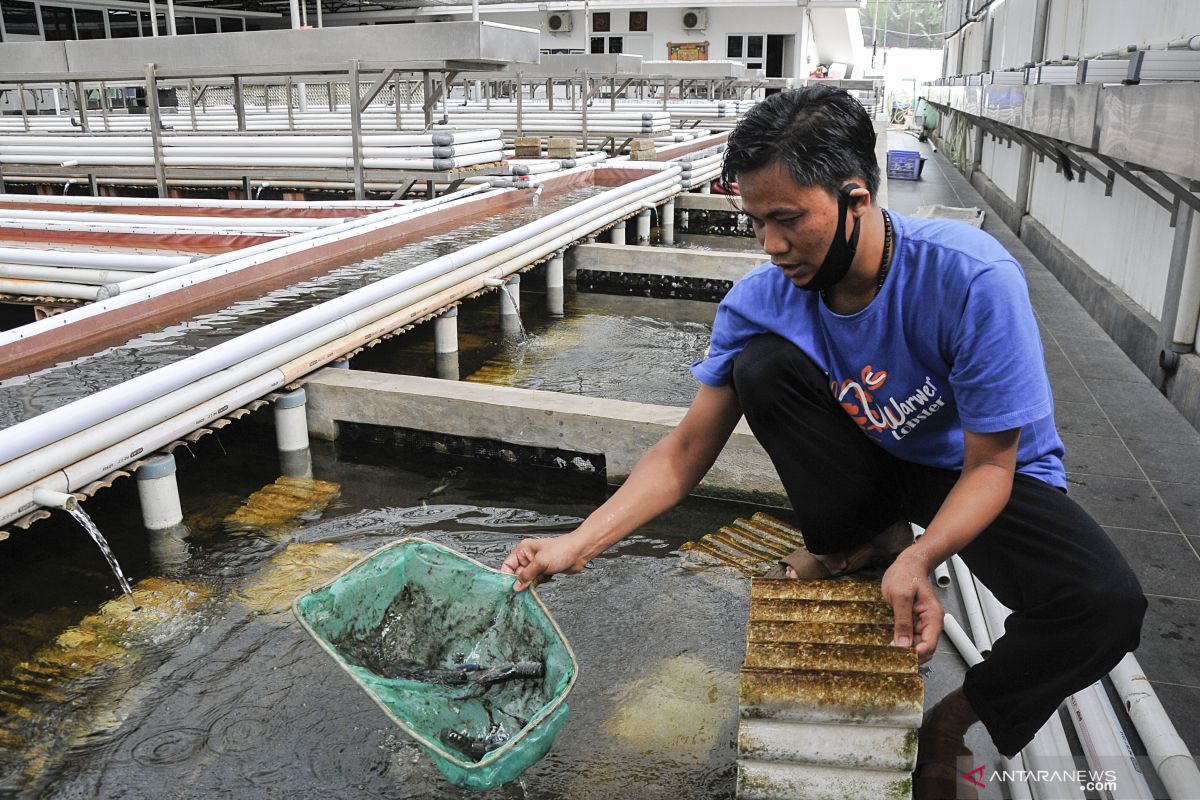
(885, 130, 1200, 766)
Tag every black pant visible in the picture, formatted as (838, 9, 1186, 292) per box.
(730, 334, 1147, 756)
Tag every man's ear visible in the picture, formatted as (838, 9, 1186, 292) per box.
(840, 182, 872, 217)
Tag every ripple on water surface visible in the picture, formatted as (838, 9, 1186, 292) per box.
(1, 442, 761, 799)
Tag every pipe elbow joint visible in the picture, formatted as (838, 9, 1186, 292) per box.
(1159, 348, 1181, 373)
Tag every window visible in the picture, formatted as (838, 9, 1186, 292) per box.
(108, 9, 139, 38)
(194, 17, 216, 34)
(592, 11, 609, 32)
(3, 0, 40, 37)
(175, 16, 195, 34)
(139, 11, 152, 34)
(74, 7, 104, 39)
(590, 35, 622, 54)
(40, 5, 76, 40)
(245, 19, 264, 31)
(219, 17, 242, 32)
(728, 34, 769, 71)
(629, 11, 646, 32)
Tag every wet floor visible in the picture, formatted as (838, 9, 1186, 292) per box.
(0, 422, 775, 798)
(0, 187, 605, 429)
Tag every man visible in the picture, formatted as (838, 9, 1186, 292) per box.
(501, 86, 1145, 797)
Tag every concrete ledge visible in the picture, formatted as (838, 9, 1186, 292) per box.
(571, 242, 764, 282)
(677, 193, 744, 212)
(302, 368, 785, 504)
(673, 232, 764, 253)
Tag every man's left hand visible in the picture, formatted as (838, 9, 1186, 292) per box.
(880, 549, 943, 663)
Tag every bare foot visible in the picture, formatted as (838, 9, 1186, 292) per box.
(783, 520, 913, 578)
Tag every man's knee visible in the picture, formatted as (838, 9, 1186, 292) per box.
(1074, 577, 1147, 655)
(731, 335, 826, 409)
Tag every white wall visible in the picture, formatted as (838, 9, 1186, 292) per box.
(979, 130, 1024, 201)
(1027, 156, 1176, 319)
(323, 5, 815, 78)
(939, 0, 1200, 323)
(1044, 0, 1200, 60)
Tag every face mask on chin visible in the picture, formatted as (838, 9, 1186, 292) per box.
(800, 182, 862, 293)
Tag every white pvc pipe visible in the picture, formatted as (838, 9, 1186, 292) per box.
(433, 307, 458, 355)
(0, 192, 400, 210)
(0, 264, 143, 285)
(135, 454, 183, 531)
(942, 612, 983, 666)
(0, 247, 194, 272)
(0, 208, 343, 230)
(1066, 683, 1154, 800)
(1001, 752, 1036, 800)
(951, 554, 991, 654)
(1110, 653, 1200, 799)
(0, 184, 498, 352)
(1, 180, 681, 522)
(0, 166, 681, 496)
(273, 389, 309, 453)
(0, 278, 100, 300)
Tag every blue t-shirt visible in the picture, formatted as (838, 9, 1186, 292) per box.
(691, 211, 1066, 489)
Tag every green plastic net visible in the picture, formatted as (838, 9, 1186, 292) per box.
(293, 537, 577, 790)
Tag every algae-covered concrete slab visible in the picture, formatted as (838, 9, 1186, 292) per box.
(738, 719, 918, 771)
(746, 621, 894, 647)
(739, 669, 923, 727)
(737, 758, 912, 800)
(743, 642, 916, 674)
(750, 578, 882, 603)
(748, 599, 894, 625)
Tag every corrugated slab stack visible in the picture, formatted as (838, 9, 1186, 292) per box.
(679, 512, 807, 576)
(629, 138, 658, 161)
(514, 136, 544, 158)
(546, 137, 578, 159)
(738, 578, 921, 800)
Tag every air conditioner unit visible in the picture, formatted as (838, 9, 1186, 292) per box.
(546, 12, 573, 33)
(682, 8, 708, 30)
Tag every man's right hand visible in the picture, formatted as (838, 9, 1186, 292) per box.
(501, 532, 591, 591)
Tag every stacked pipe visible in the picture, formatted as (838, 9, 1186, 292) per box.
(942, 554, 1200, 799)
(0, 104, 721, 133)
(0, 205, 350, 302)
(675, 145, 727, 189)
(0, 193, 403, 214)
(0, 129, 505, 172)
(0, 163, 683, 529)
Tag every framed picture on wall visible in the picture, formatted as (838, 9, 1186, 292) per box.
(592, 11, 610, 32)
(629, 11, 647, 32)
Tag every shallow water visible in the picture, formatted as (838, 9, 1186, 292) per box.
(0, 424, 767, 798)
(354, 288, 718, 409)
(0, 188, 604, 429)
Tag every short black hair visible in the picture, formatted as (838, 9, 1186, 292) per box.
(721, 85, 880, 199)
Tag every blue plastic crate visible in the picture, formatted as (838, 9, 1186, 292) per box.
(887, 149, 924, 181)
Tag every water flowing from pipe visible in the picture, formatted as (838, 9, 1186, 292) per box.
(66, 505, 134, 598)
